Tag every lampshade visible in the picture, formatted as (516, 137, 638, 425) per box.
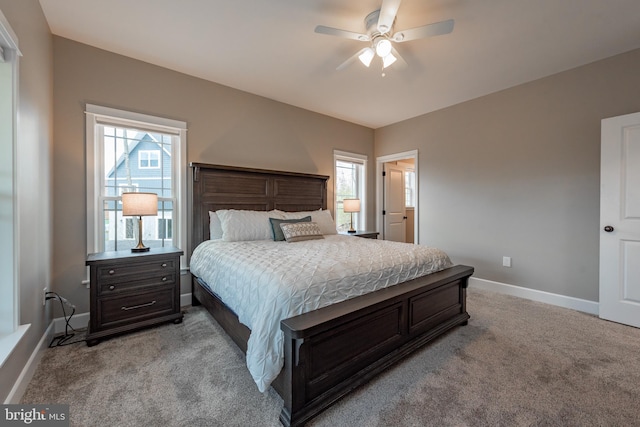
(343, 198, 361, 213)
(358, 48, 375, 67)
(122, 192, 158, 216)
(382, 53, 397, 69)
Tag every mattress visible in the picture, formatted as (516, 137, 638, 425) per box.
(189, 234, 452, 392)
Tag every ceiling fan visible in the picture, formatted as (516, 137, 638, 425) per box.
(315, 0, 454, 74)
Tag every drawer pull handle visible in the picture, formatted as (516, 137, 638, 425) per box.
(162, 276, 167, 282)
(109, 285, 115, 290)
(109, 270, 115, 275)
(161, 263, 167, 268)
(121, 301, 156, 311)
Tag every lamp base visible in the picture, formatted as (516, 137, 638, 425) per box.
(131, 246, 150, 253)
(347, 229, 357, 233)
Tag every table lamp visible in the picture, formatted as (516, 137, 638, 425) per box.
(122, 192, 158, 252)
(343, 198, 360, 233)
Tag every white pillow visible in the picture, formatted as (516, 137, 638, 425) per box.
(209, 211, 223, 240)
(217, 209, 285, 242)
(282, 209, 337, 235)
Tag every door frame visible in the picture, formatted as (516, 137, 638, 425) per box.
(376, 150, 418, 243)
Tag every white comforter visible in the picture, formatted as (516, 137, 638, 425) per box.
(189, 235, 452, 392)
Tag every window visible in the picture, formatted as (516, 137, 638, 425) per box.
(158, 218, 172, 239)
(139, 150, 160, 169)
(86, 105, 187, 265)
(334, 150, 367, 232)
(405, 169, 416, 208)
(0, 8, 29, 366)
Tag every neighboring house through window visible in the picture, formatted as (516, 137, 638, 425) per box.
(334, 150, 367, 232)
(86, 105, 187, 266)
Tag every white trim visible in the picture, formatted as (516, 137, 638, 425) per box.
(180, 293, 192, 308)
(86, 104, 186, 133)
(376, 150, 419, 244)
(0, 10, 21, 56)
(0, 9, 21, 358)
(51, 292, 195, 335)
(0, 324, 29, 369)
(470, 277, 599, 315)
(53, 312, 88, 334)
(3, 323, 50, 404)
(334, 150, 367, 162)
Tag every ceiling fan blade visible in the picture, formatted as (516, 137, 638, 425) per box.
(392, 19, 454, 42)
(390, 47, 408, 70)
(315, 25, 370, 41)
(377, 0, 402, 33)
(336, 47, 371, 71)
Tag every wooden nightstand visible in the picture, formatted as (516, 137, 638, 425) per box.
(85, 246, 184, 346)
(339, 231, 379, 239)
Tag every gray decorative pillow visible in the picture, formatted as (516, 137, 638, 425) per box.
(280, 221, 324, 243)
(269, 216, 311, 241)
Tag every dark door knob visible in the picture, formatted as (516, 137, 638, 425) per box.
(604, 226, 614, 232)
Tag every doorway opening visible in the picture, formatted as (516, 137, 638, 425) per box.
(376, 150, 418, 244)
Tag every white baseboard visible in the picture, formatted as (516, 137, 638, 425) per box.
(4, 322, 54, 404)
(180, 293, 192, 308)
(54, 312, 89, 335)
(52, 293, 194, 335)
(470, 277, 599, 315)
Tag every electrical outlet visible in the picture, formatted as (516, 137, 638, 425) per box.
(502, 256, 512, 268)
(43, 287, 48, 306)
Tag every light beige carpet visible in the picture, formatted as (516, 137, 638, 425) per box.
(21, 288, 640, 426)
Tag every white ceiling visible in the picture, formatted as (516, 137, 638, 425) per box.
(39, 0, 640, 129)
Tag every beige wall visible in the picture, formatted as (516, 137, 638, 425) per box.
(0, 0, 53, 402)
(375, 48, 640, 302)
(52, 36, 374, 313)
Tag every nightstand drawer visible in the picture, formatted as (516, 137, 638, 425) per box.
(97, 259, 176, 281)
(98, 272, 176, 296)
(100, 287, 175, 326)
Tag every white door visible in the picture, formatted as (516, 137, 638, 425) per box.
(600, 112, 640, 328)
(384, 163, 406, 242)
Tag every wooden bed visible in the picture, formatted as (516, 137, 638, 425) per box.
(189, 162, 474, 427)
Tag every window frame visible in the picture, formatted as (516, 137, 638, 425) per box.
(334, 150, 367, 232)
(0, 8, 29, 370)
(85, 105, 187, 268)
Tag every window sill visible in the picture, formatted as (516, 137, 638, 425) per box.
(0, 324, 30, 369)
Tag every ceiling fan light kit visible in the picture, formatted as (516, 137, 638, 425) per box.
(358, 48, 375, 67)
(315, 0, 454, 74)
(375, 38, 393, 57)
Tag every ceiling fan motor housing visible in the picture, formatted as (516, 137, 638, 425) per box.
(365, 9, 393, 37)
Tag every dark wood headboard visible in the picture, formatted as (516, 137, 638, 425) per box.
(190, 163, 329, 251)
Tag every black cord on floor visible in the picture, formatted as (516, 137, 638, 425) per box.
(46, 291, 86, 347)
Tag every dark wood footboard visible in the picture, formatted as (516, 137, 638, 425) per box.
(279, 264, 473, 426)
(192, 264, 473, 426)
